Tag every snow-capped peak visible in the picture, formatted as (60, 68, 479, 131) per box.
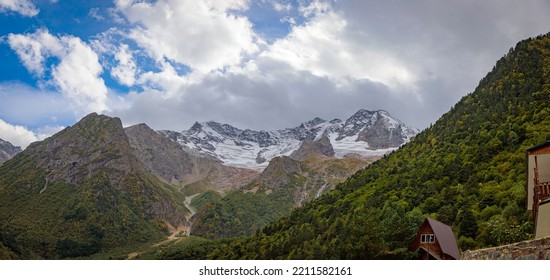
(160, 109, 418, 170)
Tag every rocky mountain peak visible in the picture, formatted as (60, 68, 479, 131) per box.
(0, 113, 192, 258)
(189, 121, 204, 134)
(127, 123, 259, 192)
(205, 121, 242, 138)
(25, 113, 140, 185)
(301, 117, 326, 128)
(290, 134, 335, 161)
(125, 122, 194, 184)
(337, 109, 379, 138)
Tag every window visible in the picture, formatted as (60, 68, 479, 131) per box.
(421, 234, 435, 243)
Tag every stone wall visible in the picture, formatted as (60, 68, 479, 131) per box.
(461, 236, 550, 260)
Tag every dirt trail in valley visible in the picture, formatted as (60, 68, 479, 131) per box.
(126, 223, 186, 259)
(127, 194, 201, 259)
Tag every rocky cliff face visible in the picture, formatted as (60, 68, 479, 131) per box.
(0, 139, 22, 165)
(125, 123, 197, 184)
(27, 113, 138, 184)
(290, 134, 335, 161)
(356, 111, 412, 149)
(125, 123, 259, 191)
(256, 156, 303, 189)
(249, 154, 378, 204)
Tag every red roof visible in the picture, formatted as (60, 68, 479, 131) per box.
(425, 217, 460, 260)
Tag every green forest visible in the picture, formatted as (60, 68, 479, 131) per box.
(191, 187, 296, 239)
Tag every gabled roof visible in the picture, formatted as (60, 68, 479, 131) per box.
(425, 217, 460, 260)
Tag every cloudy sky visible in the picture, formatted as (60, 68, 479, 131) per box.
(1, 0, 550, 148)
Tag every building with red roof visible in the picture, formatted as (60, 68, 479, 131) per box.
(410, 217, 460, 260)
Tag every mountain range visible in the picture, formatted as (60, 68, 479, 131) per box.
(160, 109, 418, 170)
(133, 109, 416, 239)
(0, 108, 415, 259)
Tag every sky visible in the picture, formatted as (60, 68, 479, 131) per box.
(1, 0, 550, 148)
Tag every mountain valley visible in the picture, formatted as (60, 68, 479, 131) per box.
(2, 31, 548, 261)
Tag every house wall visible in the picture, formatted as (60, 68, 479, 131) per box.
(536, 202, 550, 238)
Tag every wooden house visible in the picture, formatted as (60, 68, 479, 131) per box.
(410, 217, 459, 260)
(527, 141, 550, 238)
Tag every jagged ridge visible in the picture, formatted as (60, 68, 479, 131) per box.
(160, 109, 418, 170)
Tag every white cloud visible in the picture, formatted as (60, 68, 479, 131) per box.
(137, 61, 190, 94)
(52, 36, 108, 112)
(0, 118, 64, 149)
(0, 0, 39, 16)
(88, 7, 104, 21)
(110, 44, 137, 87)
(112, 67, 409, 133)
(8, 29, 108, 113)
(0, 119, 38, 148)
(256, 5, 416, 89)
(8, 0, 550, 136)
(112, 0, 550, 133)
(271, 1, 292, 12)
(299, 0, 331, 17)
(115, 0, 259, 73)
(7, 29, 63, 76)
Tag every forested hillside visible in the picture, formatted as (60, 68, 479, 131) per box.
(190, 155, 372, 239)
(0, 114, 188, 259)
(204, 33, 550, 259)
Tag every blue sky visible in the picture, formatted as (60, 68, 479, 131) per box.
(1, 0, 550, 148)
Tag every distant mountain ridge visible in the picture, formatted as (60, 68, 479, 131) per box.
(160, 109, 418, 170)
